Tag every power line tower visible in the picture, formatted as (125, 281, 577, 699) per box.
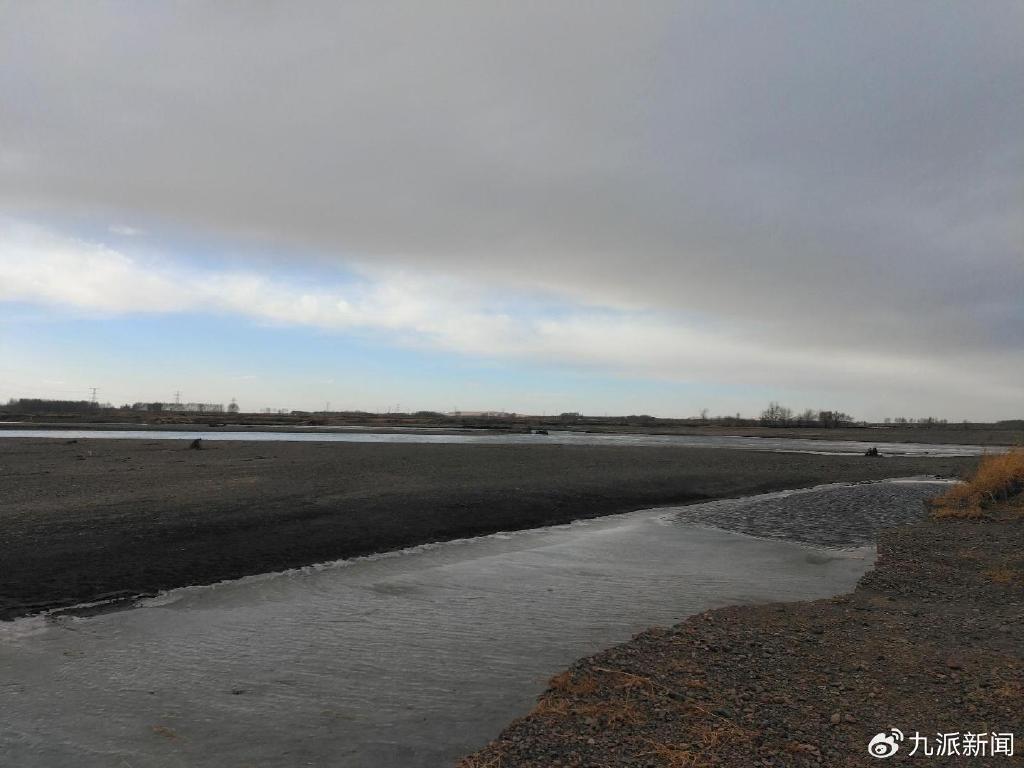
(89, 387, 98, 404)
(174, 391, 181, 406)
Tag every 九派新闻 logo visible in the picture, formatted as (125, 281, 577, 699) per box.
(869, 729, 1015, 759)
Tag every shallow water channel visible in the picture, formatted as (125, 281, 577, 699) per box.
(0, 480, 946, 767)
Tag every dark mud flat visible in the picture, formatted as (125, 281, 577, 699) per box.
(0, 439, 971, 619)
(462, 515, 1024, 768)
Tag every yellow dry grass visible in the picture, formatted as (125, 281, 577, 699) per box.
(932, 449, 1024, 518)
(528, 667, 661, 729)
(639, 739, 702, 767)
(530, 695, 647, 727)
(529, 696, 573, 718)
(547, 670, 599, 696)
(639, 717, 757, 767)
(456, 755, 502, 768)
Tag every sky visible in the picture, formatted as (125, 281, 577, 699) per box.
(1, 2, 1021, 420)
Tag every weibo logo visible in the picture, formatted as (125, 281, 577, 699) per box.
(868, 729, 904, 759)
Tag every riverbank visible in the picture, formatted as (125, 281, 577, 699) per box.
(0, 439, 972, 620)
(460, 510, 1024, 766)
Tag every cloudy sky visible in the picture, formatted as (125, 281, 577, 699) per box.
(1, 2, 1021, 419)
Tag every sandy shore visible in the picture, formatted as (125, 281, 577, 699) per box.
(0, 438, 972, 620)
(460, 513, 1024, 767)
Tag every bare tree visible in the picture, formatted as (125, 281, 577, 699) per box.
(760, 402, 793, 427)
(797, 408, 817, 426)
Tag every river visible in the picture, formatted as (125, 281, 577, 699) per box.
(0, 479, 947, 767)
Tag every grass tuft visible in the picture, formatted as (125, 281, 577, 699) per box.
(932, 449, 1024, 518)
(639, 738, 702, 767)
(547, 671, 600, 696)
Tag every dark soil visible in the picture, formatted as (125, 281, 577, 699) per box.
(460, 515, 1024, 767)
(0, 439, 972, 620)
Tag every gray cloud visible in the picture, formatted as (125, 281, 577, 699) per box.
(1, 2, 1022, 408)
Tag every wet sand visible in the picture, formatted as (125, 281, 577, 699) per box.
(0, 438, 973, 619)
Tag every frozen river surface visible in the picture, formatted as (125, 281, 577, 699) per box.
(0, 480, 947, 767)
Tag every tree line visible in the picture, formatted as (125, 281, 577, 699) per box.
(758, 402, 854, 428)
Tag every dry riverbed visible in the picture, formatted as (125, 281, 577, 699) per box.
(0, 438, 972, 620)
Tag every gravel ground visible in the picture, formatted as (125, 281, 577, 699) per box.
(668, 480, 950, 548)
(460, 510, 1024, 767)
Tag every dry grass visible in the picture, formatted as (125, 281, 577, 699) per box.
(639, 739, 703, 767)
(529, 667, 657, 728)
(530, 694, 647, 727)
(592, 666, 664, 695)
(530, 696, 573, 718)
(456, 755, 502, 768)
(639, 718, 757, 767)
(577, 701, 647, 727)
(547, 670, 599, 696)
(932, 448, 1024, 518)
(525, 662, 758, 766)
